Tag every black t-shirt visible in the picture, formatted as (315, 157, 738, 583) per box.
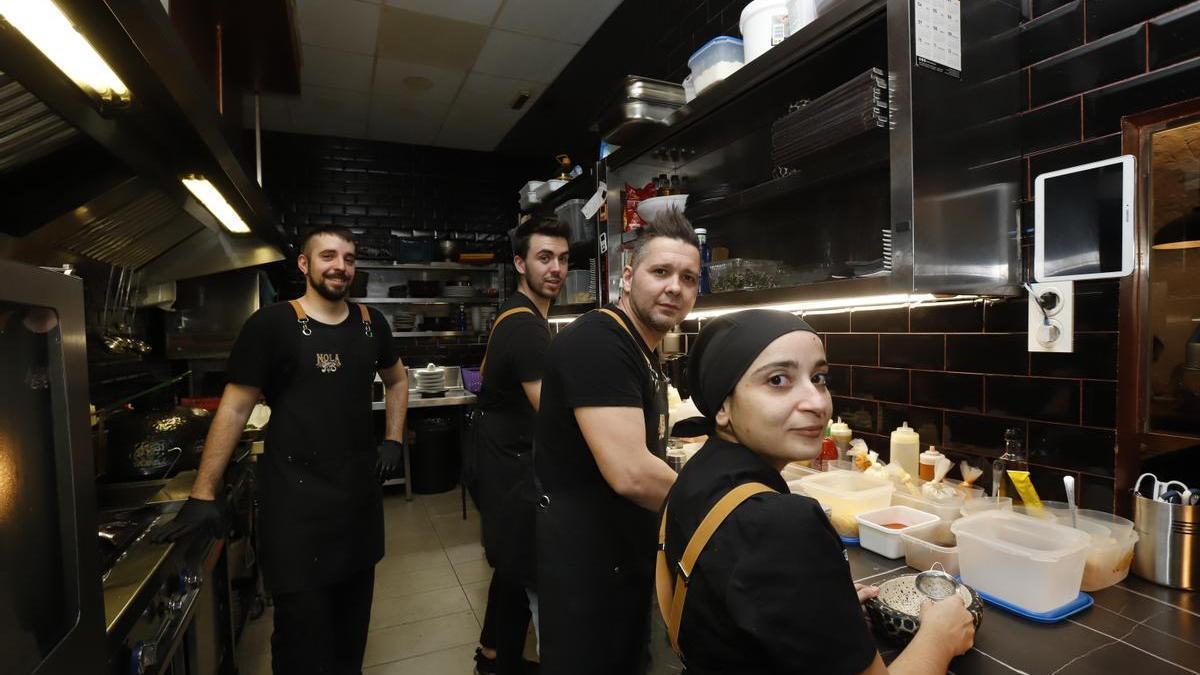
(477, 292, 549, 453)
(534, 305, 664, 495)
(663, 437, 878, 674)
(225, 300, 398, 592)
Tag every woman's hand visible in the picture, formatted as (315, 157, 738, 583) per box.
(917, 598, 975, 658)
(855, 583, 879, 605)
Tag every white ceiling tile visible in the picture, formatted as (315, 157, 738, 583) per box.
(290, 86, 369, 138)
(451, 71, 542, 124)
(383, 0, 502, 26)
(372, 59, 466, 104)
(296, 0, 380, 55)
(299, 44, 375, 91)
(366, 93, 448, 145)
(472, 29, 578, 84)
(494, 0, 622, 45)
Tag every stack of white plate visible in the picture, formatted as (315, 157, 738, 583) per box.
(443, 282, 475, 298)
(414, 363, 447, 394)
(393, 311, 416, 332)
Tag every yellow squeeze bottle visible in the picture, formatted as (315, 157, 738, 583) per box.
(1006, 470, 1042, 508)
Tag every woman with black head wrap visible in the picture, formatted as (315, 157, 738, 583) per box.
(657, 310, 974, 674)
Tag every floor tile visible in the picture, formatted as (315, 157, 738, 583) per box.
(239, 607, 274, 658)
(376, 547, 453, 575)
(462, 580, 491, 614)
(362, 610, 480, 667)
(371, 586, 473, 631)
(374, 565, 461, 599)
(443, 540, 486, 564)
(451, 558, 493, 585)
(363, 643, 478, 674)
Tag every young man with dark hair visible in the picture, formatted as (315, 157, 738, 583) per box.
(471, 218, 570, 674)
(533, 210, 702, 674)
(154, 225, 409, 675)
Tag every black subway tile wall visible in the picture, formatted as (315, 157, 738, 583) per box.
(256, 131, 538, 366)
(1149, 3, 1200, 68)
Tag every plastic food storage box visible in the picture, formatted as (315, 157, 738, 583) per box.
(687, 36, 744, 98)
(1040, 509, 1138, 592)
(555, 198, 594, 244)
(534, 179, 567, 202)
(798, 471, 894, 538)
(902, 520, 961, 576)
(951, 510, 1091, 613)
(519, 181, 545, 210)
(891, 479, 984, 523)
(857, 506, 939, 559)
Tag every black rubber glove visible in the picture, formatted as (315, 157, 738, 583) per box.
(377, 439, 403, 479)
(150, 497, 226, 543)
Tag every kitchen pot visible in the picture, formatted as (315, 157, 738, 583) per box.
(104, 406, 213, 481)
(438, 240, 460, 262)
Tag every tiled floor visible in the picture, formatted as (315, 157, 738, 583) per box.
(235, 488, 685, 674)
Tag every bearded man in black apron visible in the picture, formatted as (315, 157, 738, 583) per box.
(153, 226, 409, 675)
(469, 218, 569, 674)
(533, 212, 701, 674)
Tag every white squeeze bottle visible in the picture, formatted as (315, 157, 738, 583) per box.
(890, 422, 920, 479)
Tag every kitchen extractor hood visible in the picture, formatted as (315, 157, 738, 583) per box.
(0, 0, 297, 279)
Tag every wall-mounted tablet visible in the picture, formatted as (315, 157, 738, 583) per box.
(1034, 155, 1135, 282)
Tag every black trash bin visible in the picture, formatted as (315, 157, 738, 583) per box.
(411, 414, 461, 494)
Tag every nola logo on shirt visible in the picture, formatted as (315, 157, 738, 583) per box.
(315, 353, 342, 373)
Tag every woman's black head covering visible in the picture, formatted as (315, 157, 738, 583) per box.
(687, 309, 817, 419)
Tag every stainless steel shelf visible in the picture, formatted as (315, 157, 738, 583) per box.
(356, 262, 501, 271)
(390, 331, 479, 338)
(352, 297, 500, 304)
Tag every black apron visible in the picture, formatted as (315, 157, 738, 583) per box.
(535, 309, 669, 675)
(256, 302, 384, 594)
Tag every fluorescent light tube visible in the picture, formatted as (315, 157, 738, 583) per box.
(181, 176, 251, 234)
(0, 0, 131, 103)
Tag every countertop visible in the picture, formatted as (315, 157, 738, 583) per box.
(847, 546, 1200, 674)
(372, 387, 477, 410)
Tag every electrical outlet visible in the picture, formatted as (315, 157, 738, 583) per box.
(1028, 280, 1074, 353)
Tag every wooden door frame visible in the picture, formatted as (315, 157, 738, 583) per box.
(1117, 98, 1200, 516)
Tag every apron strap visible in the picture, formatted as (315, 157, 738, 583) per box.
(656, 481, 776, 658)
(289, 300, 373, 337)
(356, 303, 373, 337)
(598, 308, 653, 370)
(288, 299, 312, 336)
(479, 307, 536, 378)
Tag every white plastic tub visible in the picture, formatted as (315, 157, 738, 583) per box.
(687, 36, 744, 97)
(891, 478, 984, 523)
(534, 179, 567, 202)
(799, 471, 894, 538)
(1081, 530, 1139, 591)
(857, 506, 939, 559)
(952, 510, 1091, 613)
(787, 0, 818, 35)
(902, 520, 960, 576)
(740, 0, 789, 63)
(961, 496, 1013, 517)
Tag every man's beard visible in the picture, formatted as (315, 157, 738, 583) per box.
(631, 287, 676, 333)
(309, 271, 350, 301)
(527, 274, 562, 301)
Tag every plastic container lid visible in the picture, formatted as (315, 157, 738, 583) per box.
(687, 36, 745, 70)
(952, 510, 1091, 562)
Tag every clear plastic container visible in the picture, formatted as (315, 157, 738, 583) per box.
(534, 179, 567, 202)
(562, 270, 594, 304)
(1080, 530, 1139, 591)
(799, 471, 894, 538)
(951, 510, 1091, 613)
(687, 36, 744, 97)
(555, 198, 594, 244)
(902, 519, 960, 576)
(891, 478, 984, 523)
(961, 496, 1013, 517)
(781, 462, 819, 483)
(857, 506, 940, 559)
(705, 258, 783, 293)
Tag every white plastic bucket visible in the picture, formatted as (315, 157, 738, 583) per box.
(740, 0, 789, 63)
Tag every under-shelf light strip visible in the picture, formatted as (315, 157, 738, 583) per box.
(548, 294, 981, 325)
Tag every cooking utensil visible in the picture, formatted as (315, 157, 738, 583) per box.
(1063, 476, 1077, 529)
(914, 562, 961, 600)
(1134, 473, 1192, 503)
(864, 574, 983, 645)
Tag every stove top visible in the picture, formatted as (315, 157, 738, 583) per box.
(97, 506, 159, 576)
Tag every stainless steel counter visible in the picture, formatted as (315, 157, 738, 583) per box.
(372, 388, 477, 410)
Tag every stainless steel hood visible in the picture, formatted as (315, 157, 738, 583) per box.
(0, 0, 290, 281)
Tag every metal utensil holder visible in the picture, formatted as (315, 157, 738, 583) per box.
(1132, 492, 1198, 590)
